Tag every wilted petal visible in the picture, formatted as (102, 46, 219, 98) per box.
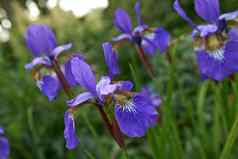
(70, 57, 97, 95)
(0, 136, 10, 159)
(115, 92, 158, 137)
(51, 43, 72, 59)
(102, 42, 120, 78)
(114, 8, 133, 34)
(96, 76, 118, 101)
(173, 0, 196, 28)
(24, 57, 51, 70)
(134, 0, 143, 25)
(25, 24, 57, 57)
(64, 112, 80, 150)
(195, 0, 220, 23)
(67, 92, 94, 107)
(37, 75, 61, 101)
(219, 10, 238, 21)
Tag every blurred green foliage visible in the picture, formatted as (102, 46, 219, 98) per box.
(1, 0, 238, 158)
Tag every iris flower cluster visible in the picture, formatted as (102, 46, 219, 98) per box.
(24, 15, 161, 149)
(22, 0, 238, 153)
(0, 127, 10, 159)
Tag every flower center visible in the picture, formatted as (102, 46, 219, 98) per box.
(122, 101, 136, 113)
(194, 33, 227, 61)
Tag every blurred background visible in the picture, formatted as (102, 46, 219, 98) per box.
(1, 0, 238, 158)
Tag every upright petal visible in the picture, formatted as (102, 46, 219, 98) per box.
(195, 0, 220, 23)
(115, 92, 158, 137)
(70, 57, 97, 95)
(25, 24, 57, 57)
(64, 60, 78, 87)
(134, 0, 143, 25)
(37, 75, 61, 101)
(114, 8, 133, 34)
(0, 137, 10, 159)
(64, 112, 80, 150)
(173, 0, 196, 28)
(102, 42, 120, 78)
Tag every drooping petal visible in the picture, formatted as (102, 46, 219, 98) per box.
(141, 27, 170, 55)
(25, 24, 57, 57)
(224, 41, 238, 71)
(196, 50, 233, 81)
(96, 76, 118, 101)
(115, 92, 158, 137)
(219, 10, 238, 21)
(114, 8, 133, 34)
(24, 57, 51, 70)
(67, 92, 94, 107)
(173, 0, 196, 28)
(0, 136, 10, 159)
(195, 0, 220, 23)
(154, 27, 170, 53)
(102, 42, 120, 78)
(228, 28, 238, 41)
(70, 57, 97, 95)
(0, 128, 3, 135)
(37, 75, 61, 101)
(51, 43, 72, 59)
(64, 112, 80, 150)
(142, 87, 161, 108)
(134, 0, 143, 25)
(142, 36, 158, 55)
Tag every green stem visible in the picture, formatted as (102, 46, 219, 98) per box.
(219, 114, 238, 159)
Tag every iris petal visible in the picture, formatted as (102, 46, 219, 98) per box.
(195, 0, 220, 23)
(114, 8, 133, 34)
(25, 24, 57, 57)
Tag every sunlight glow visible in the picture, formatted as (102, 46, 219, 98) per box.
(59, 0, 109, 17)
(26, 0, 40, 21)
(47, 0, 58, 9)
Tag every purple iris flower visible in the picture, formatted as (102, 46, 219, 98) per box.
(67, 57, 159, 137)
(25, 24, 72, 70)
(174, 0, 238, 81)
(25, 24, 79, 101)
(67, 57, 127, 106)
(0, 127, 10, 159)
(64, 111, 80, 150)
(113, 0, 170, 55)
